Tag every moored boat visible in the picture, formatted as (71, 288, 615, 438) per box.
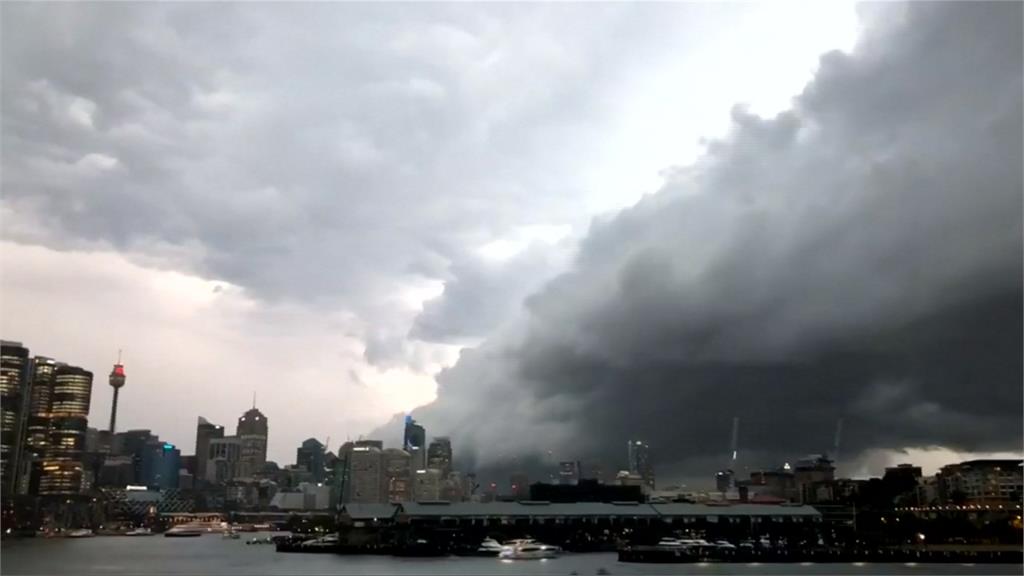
(499, 539, 561, 560)
(66, 529, 94, 538)
(125, 527, 154, 536)
(164, 526, 204, 537)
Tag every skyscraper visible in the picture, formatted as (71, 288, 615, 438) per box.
(559, 461, 581, 485)
(141, 440, 181, 490)
(348, 443, 383, 503)
(21, 357, 58, 490)
(426, 436, 452, 476)
(108, 353, 126, 433)
(236, 406, 268, 478)
(413, 468, 443, 501)
(195, 417, 224, 485)
(627, 440, 655, 491)
(39, 365, 93, 494)
(0, 341, 30, 498)
(296, 438, 325, 483)
(381, 448, 412, 502)
(403, 416, 426, 470)
(206, 436, 241, 484)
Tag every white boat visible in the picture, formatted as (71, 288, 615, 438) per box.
(164, 526, 204, 538)
(499, 539, 561, 560)
(66, 529, 94, 538)
(475, 538, 504, 556)
(222, 530, 240, 539)
(658, 537, 711, 549)
(714, 540, 736, 549)
(656, 537, 687, 548)
(299, 534, 339, 549)
(125, 527, 154, 536)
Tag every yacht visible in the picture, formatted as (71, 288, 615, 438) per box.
(164, 526, 204, 537)
(298, 534, 339, 551)
(125, 527, 154, 536)
(469, 538, 503, 556)
(66, 529, 94, 538)
(656, 537, 687, 548)
(499, 539, 561, 560)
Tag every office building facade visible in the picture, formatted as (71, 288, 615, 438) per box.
(403, 416, 426, 471)
(0, 341, 30, 498)
(39, 365, 93, 494)
(382, 448, 412, 503)
(236, 407, 268, 478)
(194, 417, 224, 485)
(296, 438, 326, 483)
(426, 437, 452, 476)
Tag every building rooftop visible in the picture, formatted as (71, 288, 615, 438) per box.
(364, 501, 824, 518)
(339, 503, 400, 520)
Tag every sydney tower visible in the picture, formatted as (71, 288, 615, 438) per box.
(108, 352, 126, 433)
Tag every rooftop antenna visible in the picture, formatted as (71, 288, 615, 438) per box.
(252, 391, 256, 409)
(832, 418, 844, 466)
(117, 349, 122, 364)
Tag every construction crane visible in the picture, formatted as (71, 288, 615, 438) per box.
(730, 416, 740, 465)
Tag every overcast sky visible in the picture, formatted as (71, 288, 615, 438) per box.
(1, 2, 1020, 485)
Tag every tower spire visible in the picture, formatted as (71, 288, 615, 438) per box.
(252, 391, 256, 409)
(108, 350, 127, 434)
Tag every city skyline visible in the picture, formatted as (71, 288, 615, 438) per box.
(5, 334, 1019, 493)
(1, 1, 1021, 487)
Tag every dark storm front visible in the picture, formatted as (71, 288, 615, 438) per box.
(2, 538, 1021, 576)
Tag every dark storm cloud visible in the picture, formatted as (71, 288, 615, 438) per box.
(404, 2, 1023, 479)
(411, 242, 570, 343)
(0, 2, 641, 314)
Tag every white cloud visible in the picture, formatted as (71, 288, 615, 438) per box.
(75, 152, 119, 171)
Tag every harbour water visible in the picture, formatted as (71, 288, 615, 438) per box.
(1, 535, 1020, 575)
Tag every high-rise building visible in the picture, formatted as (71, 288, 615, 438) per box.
(426, 436, 452, 476)
(20, 357, 57, 493)
(441, 472, 465, 502)
(0, 341, 30, 498)
(195, 417, 224, 485)
(236, 406, 268, 478)
(206, 437, 242, 484)
(559, 461, 581, 485)
(938, 459, 1023, 505)
(715, 470, 734, 493)
(141, 440, 181, 490)
(107, 353, 126, 433)
(403, 416, 426, 470)
(348, 443, 383, 503)
(579, 462, 606, 484)
(413, 468, 443, 501)
(39, 365, 93, 495)
(627, 440, 655, 491)
(296, 438, 326, 483)
(381, 448, 412, 502)
(510, 472, 530, 500)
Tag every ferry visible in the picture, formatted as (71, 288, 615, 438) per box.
(499, 539, 561, 560)
(125, 527, 154, 536)
(66, 529, 94, 538)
